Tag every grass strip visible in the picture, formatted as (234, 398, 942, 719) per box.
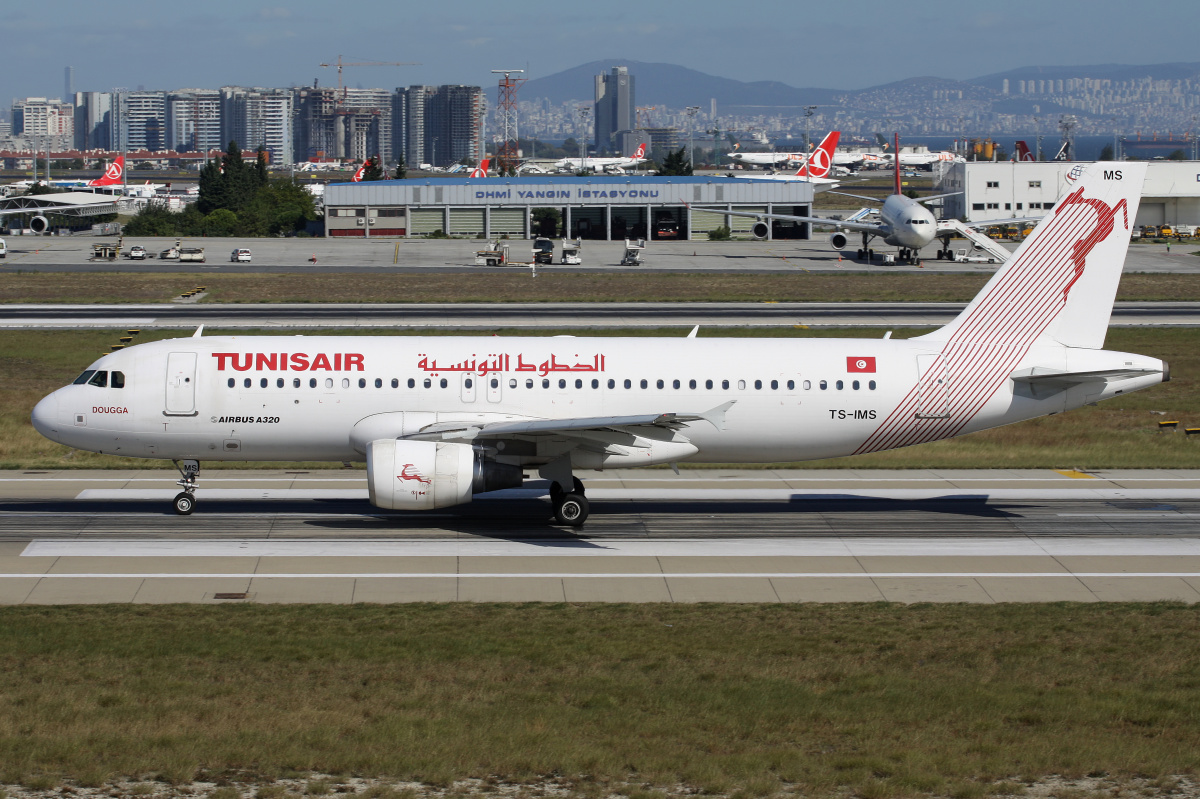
(2, 327, 1197, 470)
(1, 272, 1200, 304)
(0, 604, 1199, 794)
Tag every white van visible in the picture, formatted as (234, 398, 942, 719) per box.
(0, 238, 6, 258)
(230, 248, 252, 262)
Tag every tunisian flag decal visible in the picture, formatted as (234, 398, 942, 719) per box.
(847, 357, 876, 373)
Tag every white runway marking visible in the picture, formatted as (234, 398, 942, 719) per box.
(5, 573, 1200, 580)
(22, 537, 1200, 558)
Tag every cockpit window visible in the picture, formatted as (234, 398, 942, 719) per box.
(111, 371, 125, 389)
(73, 370, 97, 385)
(87, 371, 108, 388)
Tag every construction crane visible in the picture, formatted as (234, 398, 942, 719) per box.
(636, 106, 656, 129)
(319, 55, 421, 104)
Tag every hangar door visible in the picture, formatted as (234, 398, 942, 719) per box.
(490, 208, 526, 237)
(409, 209, 445, 235)
(1136, 202, 1165, 227)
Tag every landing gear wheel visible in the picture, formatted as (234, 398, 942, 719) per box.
(867, 248, 875, 261)
(555, 493, 589, 526)
(856, 248, 864, 260)
(173, 492, 195, 516)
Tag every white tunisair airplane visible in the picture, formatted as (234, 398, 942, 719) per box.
(31, 162, 1164, 526)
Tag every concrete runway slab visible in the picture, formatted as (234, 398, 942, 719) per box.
(7, 469, 1200, 603)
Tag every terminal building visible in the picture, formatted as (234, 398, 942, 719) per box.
(941, 160, 1200, 228)
(323, 176, 814, 240)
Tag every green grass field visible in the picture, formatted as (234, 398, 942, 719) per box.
(1, 604, 1198, 795)
(1, 327, 1196, 471)
(1, 272, 1200, 305)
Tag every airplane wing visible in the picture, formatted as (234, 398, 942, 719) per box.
(407, 402, 735, 442)
(690, 205, 885, 234)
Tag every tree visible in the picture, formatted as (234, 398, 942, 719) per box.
(1099, 144, 1115, 160)
(658, 147, 693, 176)
(123, 203, 178, 236)
(393, 154, 406, 180)
(255, 146, 269, 186)
(1168, 149, 1187, 161)
(362, 155, 385, 181)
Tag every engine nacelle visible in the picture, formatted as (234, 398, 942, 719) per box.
(366, 439, 522, 510)
(751, 221, 769, 240)
(829, 232, 848, 250)
(29, 215, 49, 234)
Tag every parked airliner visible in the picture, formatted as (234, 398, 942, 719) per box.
(554, 143, 648, 174)
(32, 162, 1164, 526)
(730, 131, 841, 188)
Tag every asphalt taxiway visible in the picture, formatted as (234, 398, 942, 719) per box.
(4, 468, 1200, 604)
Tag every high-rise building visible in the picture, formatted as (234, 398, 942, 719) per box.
(119, 91, 167, 151)
(73, 92, 114, 151)
(220, 87, 293, 164)
(293, 86, 390, 164)
(166, 89, 222, 153)
(400, 85, 484, 168)
(594, 66, 634, 151)
(12, 97, 75, 147)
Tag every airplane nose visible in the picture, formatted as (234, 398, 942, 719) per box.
(31, 392, 59, 439)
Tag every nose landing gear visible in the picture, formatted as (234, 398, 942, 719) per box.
(172, 459, 199, 515)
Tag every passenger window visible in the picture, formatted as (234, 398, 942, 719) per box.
(592, 379, 600, 389)
(803, 380, 811, 390)
(543, 379, 550, 388)
(227, 378, 235, 388)
(689, 379, 697, 389)
(754, 379, 762, 390)
(770, 380, 778, 390)
(391, 378, 398, 388)
(260, 378, 268, 388)
(406, 378, 414, 388)
(111, 371, 125, 389)
(465, 378, 473, 389)
(869, 380, 877, 390)
(341, 378, 349, 389)
(574, 379, 582, 389)
(738, 380, 746, 390)
(423, 378, 431, 388)
(526, 379, 534, 389)
(672, 379, 681, 389)
(607, 379, 614, 389)
(440, 378, 448, 389)
(375, 378, 382, 388)
(310, 378, 317, 388)
(73, 370, 96, 385)
(294, 378, 301, 388)
(819, 380, 827, 390)
(852, 380, 860, 390)
(722, 379, 729, 390)
(88, 371, 108, 388)
(277, 378, 284, 388)
(836, 380, 844, 390)
(787, 380, 794, 390)
(558, 379, 566, 389)
(656, 379, 664, 389)
(359, 378, 367, 388)
(509, 378, 518, 389)
(624, 379, 631, 389)
(640, 379, 648, 389)
(244, 378, 252, 388)
(705, 379, 713, 389)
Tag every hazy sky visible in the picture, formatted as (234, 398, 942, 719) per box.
(6, 0, 1200, 108)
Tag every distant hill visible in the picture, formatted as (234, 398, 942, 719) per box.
(969, 61, 1200, 91)
(513, 59, 842, 109)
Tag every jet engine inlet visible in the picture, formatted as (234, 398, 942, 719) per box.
(829, 232, 848, 250)
(751, 221, 769, 240)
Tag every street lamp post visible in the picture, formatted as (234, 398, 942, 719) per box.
(577, 106, 590, 171)
(803, 105, 817, 155)
(685, 106, 700, 169)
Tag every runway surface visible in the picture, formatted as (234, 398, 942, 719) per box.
(6, 301, 1200, 329)
(3, 468, 1200, 604)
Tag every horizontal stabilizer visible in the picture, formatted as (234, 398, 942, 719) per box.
(1011, 366, 1162, 386)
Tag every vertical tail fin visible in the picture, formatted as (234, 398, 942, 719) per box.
(922, 162, 1146, 349)
(1016, 141, 1036, 161)
(632, 142, 647, 159)
(88, 155, 123, 186)
(799, 131, 840, 178)
(469, 158, 490, 178)
(351, 162, 366, 182)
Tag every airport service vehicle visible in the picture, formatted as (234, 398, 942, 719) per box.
(533, 238, 555, 265)
(128, 245, 147, 260)
(179, 247, 205, 263)
(0, 238, 6, 258)
(620, 238, 646, 265)
(32, 162, 1166, 525)
(560, 239, 582, 265)
(553, 143, 648, 174)
(231, 248, 252, 263)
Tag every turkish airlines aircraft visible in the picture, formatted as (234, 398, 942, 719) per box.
(725, 143, 808, 168)
(468, 159, 490, 178)
(1015, 141, 1037, 162)
(553, 143, 648, 174)
(731, 131, 841, 188)
(31, 162, 1164, 526)
(6, 156, 125, 192)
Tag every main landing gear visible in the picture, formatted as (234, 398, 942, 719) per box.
(173, 459, 199, 515)
(550, 477, 589, 527)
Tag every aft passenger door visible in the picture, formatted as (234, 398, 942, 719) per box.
(164, 352, 198, 416)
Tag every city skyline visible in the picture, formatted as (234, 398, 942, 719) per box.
(4, 0, 1199, 113)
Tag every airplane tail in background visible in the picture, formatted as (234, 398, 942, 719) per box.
(799, 131, 840, 178)
(351, 162, 366, 182)
(923, 162, 1147, 349)
(631, 143, 647, 160)
(469, 159, 490, 178)
(1016, 140, 1036, 161)
(88, 156, 124, 186)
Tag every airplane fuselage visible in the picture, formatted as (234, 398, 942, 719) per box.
(878, 194, 938, 250)
(32, 335, 1161, 468)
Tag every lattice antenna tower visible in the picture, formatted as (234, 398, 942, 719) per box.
(492, 69, 525, 174)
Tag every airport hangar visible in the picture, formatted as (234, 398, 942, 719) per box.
(322, 176, 815, 241)
(940, 160, 1200, 227)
